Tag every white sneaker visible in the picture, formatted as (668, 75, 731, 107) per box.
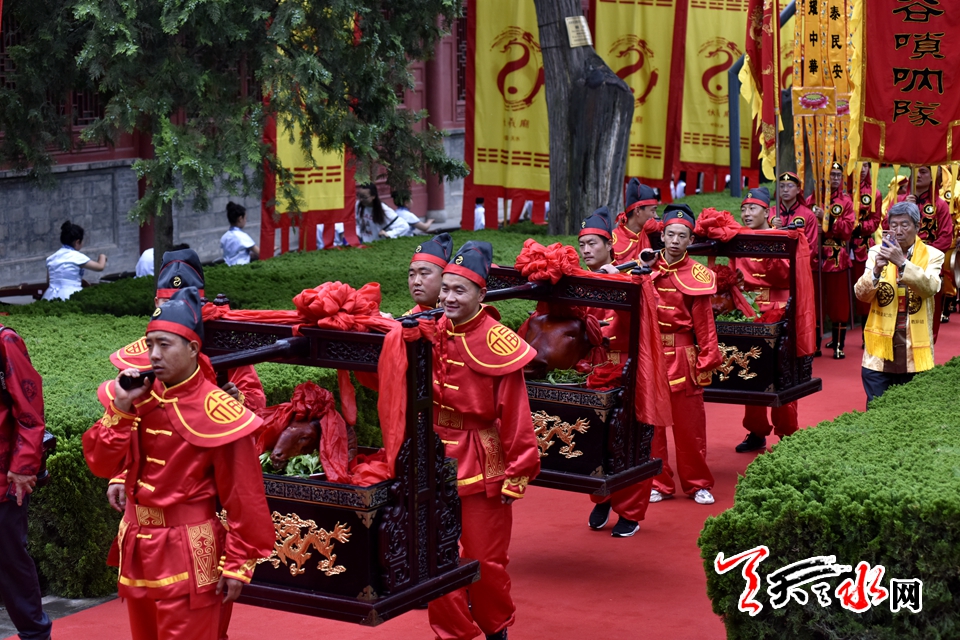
(650, 489, 663, 503)
(693, 489, 715, 505)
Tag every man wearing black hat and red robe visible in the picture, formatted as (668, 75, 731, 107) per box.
(730, 187, 799, 452)
(83, 287, 275, 640)
(578, 206, 658, 537)
(105, 251, 266, 570)
(774, 172, 819, 258)
(406, 233, 454, 316)
(612, 178, 659, 263)
(810, 162, 856, 359)
(648, 204, 722, 506)
(428, 241, 540, 640)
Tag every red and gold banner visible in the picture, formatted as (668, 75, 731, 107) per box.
(741, 0, 781, 179)
(593, 0, 687, 183)
(849, 0, 960, 166)
(678, 0, 752, 172)
(461, 0, 550, 230)
(261, 115, 357, 257)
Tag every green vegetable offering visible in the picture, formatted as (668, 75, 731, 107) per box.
(260, 451, 323, 478)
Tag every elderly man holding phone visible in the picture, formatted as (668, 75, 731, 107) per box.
(855, 201, 943, 406)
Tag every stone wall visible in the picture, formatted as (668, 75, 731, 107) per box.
(0, 160, 261, 288)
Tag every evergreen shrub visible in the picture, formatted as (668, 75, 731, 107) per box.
(698, 359, 960, 639)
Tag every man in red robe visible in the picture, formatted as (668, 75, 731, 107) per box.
(577, 206, 656, 537)
(811, 162, 856, 359)
(405, 233, 453, 316)
(648, 205, 722, 506)
(612, 178, 659, 263)
(0, 324, 52, 640)
(774, 171, 821, 354)
(729, 187, 799, 452)
(83, 287, 275, 640)
(428, 241, 541, 640)
(853, 163, 883, 324)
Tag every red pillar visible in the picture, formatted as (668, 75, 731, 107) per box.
(136, 130, 155, 254)
(424, 34, 450, 222)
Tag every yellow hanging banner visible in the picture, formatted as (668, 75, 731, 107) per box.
(471, 0, 550, 192)
(275, 122, 345, 213)
(678, 0, 752, 169)
(594, 0, 680, 180)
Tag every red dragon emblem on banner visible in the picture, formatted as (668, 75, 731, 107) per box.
(609, 35, 658, 107)
(698, 38, 743, 105)
(491, 27, 545, 111)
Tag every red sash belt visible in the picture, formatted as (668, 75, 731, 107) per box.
(661, 332, 695, 347)
(125, 499, 216, 528)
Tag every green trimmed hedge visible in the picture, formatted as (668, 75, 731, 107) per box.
(1, 314, 382, 597)
(11, 225, 576, 329)
(699, 359, 960, 639)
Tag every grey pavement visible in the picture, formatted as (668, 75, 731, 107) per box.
(0, 594, 116, 639)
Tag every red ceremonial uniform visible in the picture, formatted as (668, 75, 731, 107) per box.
(83, 369, 275, 640)
(776, 199, 819, 270)
(428, 307, 540, 640)
(853, 184, 882, 316)
(649, 254, 721, 496)
(611, 222, 652, 263)
(0, 326, 46, 495)
(728, 256, 798, 437)
(816, 190, 856, 325)
(404, 303, 435, 316)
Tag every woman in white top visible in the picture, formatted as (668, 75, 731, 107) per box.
(42, 221, 107, 300)
(355, 183, 410, 243)
(220, 202, 260, 265)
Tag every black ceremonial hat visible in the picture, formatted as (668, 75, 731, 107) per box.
(779, 171, 802, 186)
(625, 178, 658, 214)
(147, 287, 204, 346)
(662, 203, 696, 231)
(411, 232, 454, 268)
(742, 186, 772, 208)
(579, 206, 615, 240)
(443, 240, 493, 288)
(157, 249, 205, 298)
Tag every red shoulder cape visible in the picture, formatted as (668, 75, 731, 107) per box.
(110, 338, 152, 371)
(442, 306, 535, 375)
(654, 254, 717, 296)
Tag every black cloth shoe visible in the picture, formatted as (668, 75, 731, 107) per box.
(833, 349, 845, 359)
(735, 433, 766, 453)
(486, 630, 507, 640)
(588, 501, 612, 530)
(611, 516, 640, 538)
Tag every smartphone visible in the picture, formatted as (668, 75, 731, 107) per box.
(118, 370, 156, 391)
(882, 232, 896, 247)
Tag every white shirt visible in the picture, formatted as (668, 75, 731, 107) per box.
(393, 206, 421, 237)
(136, 249, 154, 277)
(221, 227, 256, 265)
(355, 203, 410, 243)
(474, 204, 486, 230)
(317, 222, 346, 249)
(43, 246, 90, 300)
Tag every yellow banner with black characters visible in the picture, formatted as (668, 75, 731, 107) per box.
(275, 122, 345, 213)
(594, 0, 680, 180)
(471, 0, 550, 191)
(679, 0, 752, 169)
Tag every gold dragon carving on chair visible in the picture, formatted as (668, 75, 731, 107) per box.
(531, 410, 590, 459)
(716, 343, 763, 381)
(259, 511, 352, 577)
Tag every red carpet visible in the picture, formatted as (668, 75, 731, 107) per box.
(23, 321, 960, 640)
